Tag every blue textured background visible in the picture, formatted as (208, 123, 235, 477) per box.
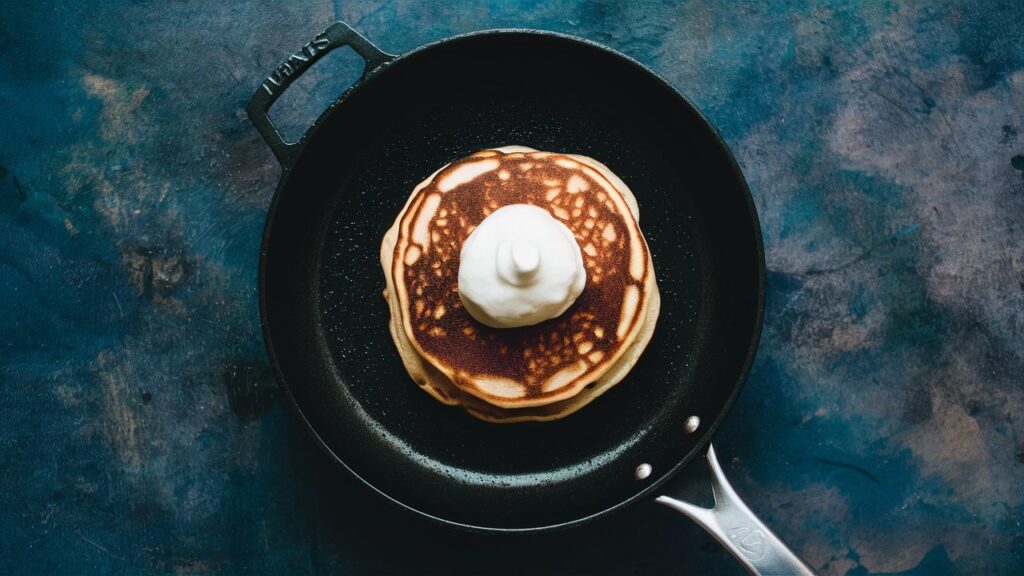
(2, 1, 1023, 574)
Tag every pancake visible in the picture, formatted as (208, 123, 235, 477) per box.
(381, 147, 659, 418)
(389, 147, 656, 408)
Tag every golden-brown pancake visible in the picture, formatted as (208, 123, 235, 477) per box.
(381, 147, 659, 417)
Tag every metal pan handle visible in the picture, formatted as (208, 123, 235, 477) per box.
(657, 444, 817, 575)
(246, 21, 394, 168)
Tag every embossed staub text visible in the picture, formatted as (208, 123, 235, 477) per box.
(261, 33, 332, 96)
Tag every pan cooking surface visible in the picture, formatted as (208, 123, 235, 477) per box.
(262, 32, 763, 529)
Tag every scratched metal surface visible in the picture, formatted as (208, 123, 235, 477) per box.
(1, 1, 1022, 574)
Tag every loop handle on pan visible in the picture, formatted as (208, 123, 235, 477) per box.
(247, 21, 395, 168)
(657, 445, 818, 575)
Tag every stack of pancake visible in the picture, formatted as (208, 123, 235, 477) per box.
(380, 146, 660, 422)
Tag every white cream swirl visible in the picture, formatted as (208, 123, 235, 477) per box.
(458, 204, 586, 328)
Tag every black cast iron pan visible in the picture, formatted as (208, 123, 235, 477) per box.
(248, 21, 814, 575)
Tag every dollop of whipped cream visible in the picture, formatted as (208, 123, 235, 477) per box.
(458, 204, 586, 328)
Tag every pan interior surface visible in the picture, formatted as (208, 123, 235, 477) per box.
(262, 32, 763, 530)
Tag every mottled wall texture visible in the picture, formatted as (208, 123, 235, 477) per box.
(1, 1, 1022, 574)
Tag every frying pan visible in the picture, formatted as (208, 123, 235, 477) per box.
(248, 21, 815, 575)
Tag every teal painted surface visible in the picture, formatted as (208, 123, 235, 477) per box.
(1, 1, 1023, 574)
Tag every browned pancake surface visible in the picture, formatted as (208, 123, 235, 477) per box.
(392, 149, 652, 406)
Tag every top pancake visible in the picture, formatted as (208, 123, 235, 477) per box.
(388, 147, 655, 408)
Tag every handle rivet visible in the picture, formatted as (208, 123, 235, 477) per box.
(684, 416, 700, 434)
(634, 463, 653, 480)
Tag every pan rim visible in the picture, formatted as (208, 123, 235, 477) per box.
(257, 26, 766, 533)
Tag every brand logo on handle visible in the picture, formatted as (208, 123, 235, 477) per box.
(728, 526, 766, 560)
(261, 33, 332, 96)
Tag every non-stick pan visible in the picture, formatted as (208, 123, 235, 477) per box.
(248, 21, 815, 575)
